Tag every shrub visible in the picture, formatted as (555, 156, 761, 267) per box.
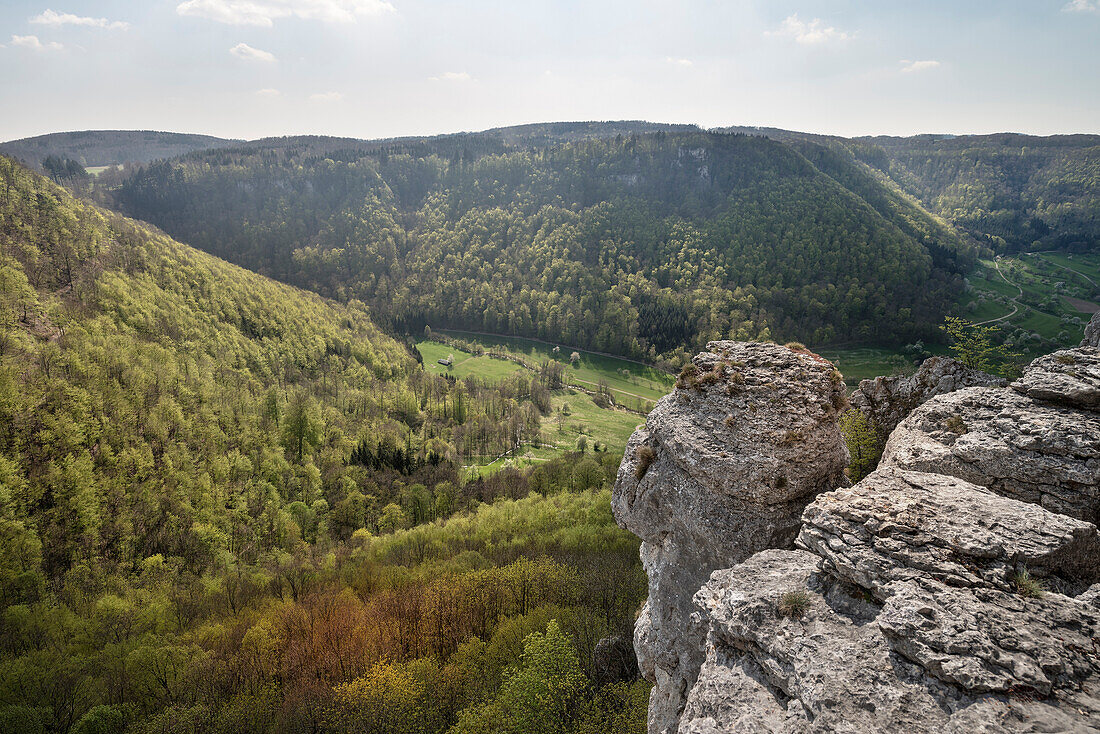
(778, 590, 811, 618)
(1012, 569, 1044, 599)
(945, 415, 968, 434)
(634, 445, 656, 481)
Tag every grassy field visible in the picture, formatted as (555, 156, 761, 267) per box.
(416, 340, 525, 381)
(426, 250, 1098, 478)
(416, 335, 653, 478)
(84, 166, 110, 177)
(958, 253, 1095, 356)
(435, 330, 675, 409)
(817, 347, 918, 385)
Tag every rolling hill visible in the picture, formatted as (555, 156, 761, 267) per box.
(0, 130, 238, 168)
(107, 127, 975, 362)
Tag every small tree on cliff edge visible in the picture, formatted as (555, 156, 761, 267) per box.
(940, 316, 1020, 377)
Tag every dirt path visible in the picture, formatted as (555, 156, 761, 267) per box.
(1034, 253, 1099, 290)
(973, 259, 1022, 326)
(568, 376, 658, 403)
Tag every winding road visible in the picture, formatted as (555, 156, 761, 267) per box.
(1032, 252, 1099, 290)
(973, 259, 1023, 326)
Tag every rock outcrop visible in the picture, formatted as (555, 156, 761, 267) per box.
(1084, 311, 1100, 348)
(612, 341, 849, 733)
(880, 349, 1100, 523)
(1011, 347, 1100, 411)
(618, 341, 1100, 733)
(850, 356, 1005, 435)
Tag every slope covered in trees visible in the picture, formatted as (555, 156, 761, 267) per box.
(0, 156, 648, 732)
(0, 130, 238, 169)
(109, 129, 974, 363)
(854, 133, 1100, 253)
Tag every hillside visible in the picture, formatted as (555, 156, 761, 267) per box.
(0, 130, 238, 168)
(108, 129, 974, 362)
(0, 156, 649, 732)
(859, 133, 1100, 253)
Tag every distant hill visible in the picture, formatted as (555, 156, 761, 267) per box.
(855, 133, 1100, 252)
(0, 129, 239, 168)
(716, 126, 1100, 253)
(108, 128, 974, 358)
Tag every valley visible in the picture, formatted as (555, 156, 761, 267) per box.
(0, 119, 1096, 734)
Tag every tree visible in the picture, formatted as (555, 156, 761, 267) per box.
(940, 316, 1020, 376)
(838, 409, 883, 483)
(282, 392, 319, 462)
(450, 620, 587, 734)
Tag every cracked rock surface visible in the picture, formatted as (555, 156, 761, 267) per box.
(615, 342, 1100, 733)
(851, 356, 1006, 435)
(612, 341, 848, 734)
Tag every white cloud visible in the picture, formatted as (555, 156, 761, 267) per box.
(900, 59, 941, 73)
(230, 42, 276, 62)
(256, 87, 282, 97)
(666, 57, 692, 67)
(429, 71, 471, 82)
(176, 0, 395, 27)
(30, 9, 130, 30)
(309, 91, 344, 102)
(1063, 0, 1099, 12)
(768, 14, 853, 45)
(11, 34, 63, 51)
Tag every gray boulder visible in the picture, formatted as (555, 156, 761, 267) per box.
(798, 466, 1100, 596)
(881, 386, 1100, 522)
(851, 356, 1006, 434)
(1011, 347, 1100, 411)
(1084, 311, 1100, 348)
(612, 341, 848, 734)
(680, 470, 1100, 733)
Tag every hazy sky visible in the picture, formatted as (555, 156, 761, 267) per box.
(1, 0, 1098, 142)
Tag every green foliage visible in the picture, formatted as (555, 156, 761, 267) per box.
(777, 590, 811, 619)
(1012, 569, 1044, 599)
(449, 620, 588, 734)
(940, 316, 1021, 375)
(838, 409, 884, 482)
(572, 680, 650, 734)
(110, 131, 975, 360)
(864, 133, 1100, 253)
(0, 157, 647, 732)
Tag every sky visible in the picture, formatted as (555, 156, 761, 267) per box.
(1, 0, 1098, 142)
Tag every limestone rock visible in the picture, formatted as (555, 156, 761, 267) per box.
(612, 341, 848, 734)
(851, 356, 1006, 434)
(681, 549, 1100, 733)
(1084, 311, 1100, 348)
(617, 341, 1100, 733)
(881, 387, 1100, 522)
(798, 467, 1100, 597)
(1011, 347, 1100, 411)
(879, 581, 1100, 697)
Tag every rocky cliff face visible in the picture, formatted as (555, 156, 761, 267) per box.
(615, 342, 1100, 733)
(612, 341, 849, 733)
(850, 356, 1005, 435)
(1084, 311, 1100, 348)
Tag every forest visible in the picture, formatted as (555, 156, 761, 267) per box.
(0, 155, 648, 733)
(102, 129, 977, 365)
(853, 133, 1100, 254)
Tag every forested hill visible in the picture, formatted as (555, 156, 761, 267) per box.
(0, 130, 238, 168)
(108, 129, 974, 363)
(855, 133, 1100, 253)
(0, 151, 418, 578)
(0, 155, 652, 732)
